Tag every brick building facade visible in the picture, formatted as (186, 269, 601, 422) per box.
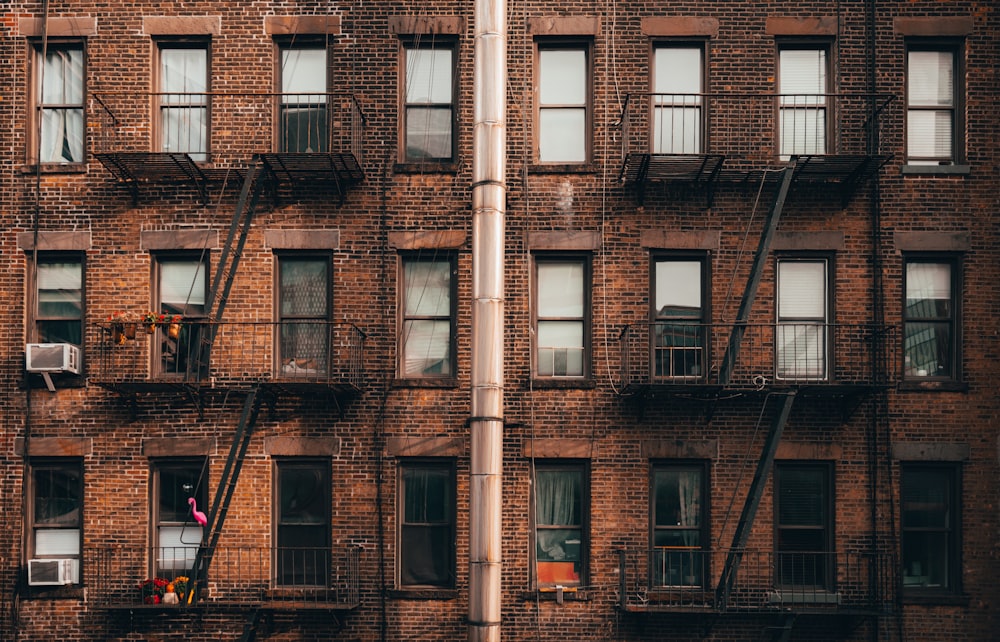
(1, 1, 997, 640)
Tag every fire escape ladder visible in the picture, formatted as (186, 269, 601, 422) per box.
(189, 155, 267, 380)
(715, 391, 796, 611)
(190, 386, 263, 601)
(717, 161, 797, 386)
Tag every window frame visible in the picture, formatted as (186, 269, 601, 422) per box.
(900, 462, 962, 595)
(273, 458, 332, 588)
(776, 40, 832, 159)
(28, 458, 84, 586)
(534, 38, 593, 165)
(154, 37, 211, 161)
(31, 252, 85, 347)
(397, 459, 457, 589)
(150, 458, 207, 581)
(275, 253, 333, 377)
(902, 255, 961, 381)
(531, 460, 589, 589)
(905, 39, 964, 166)
(153, 254, 209, 377)
(650, 253, 710, 381)
(649, 461, 710, 588)
(29, 38, 87, 167)
(275, 38, 330, 153)
(399, 36, 457, 164)
(773, 461, 835, 591)
(398, 253, 457, 380)
(650, 41, 707, 154)
(775, 255, 832, 381)
(532, 253, 591, 380)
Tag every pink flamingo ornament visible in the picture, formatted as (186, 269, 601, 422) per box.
(188, 497, 208, 527)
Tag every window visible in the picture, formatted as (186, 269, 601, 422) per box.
(151, 459, 206, 580)
(774, 462, 833, 590)
(278, 43, 328, 153)
(399, 460, 455, 588)
(400, 255, 455, 378)
(536, 41, 590, 163)
(31, 41, 85, 164)
(904, 258, 959, 380)
(907, 43, 961, 165)
(33, 255, 83, 346)
(156, 40, 209, 161)
(652, 257, 707, 380)
(402, 39, 455, 162)
(901, 463, 960, 592)
(651, 462, 708, 587)
(534, 256, 589, 378)
(155, 256, 208, 376)
(29, 460, 83, 585)
(778, 44, 829, 158)
(277, 255, 331, 376)
(652, 44, 704, 154)
(776, 258, 829, 380)
(275, 459, 330, 587)
(533, 462, 588, 587)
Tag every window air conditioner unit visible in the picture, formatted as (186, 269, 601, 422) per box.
(25, 343, 81, 375)
(27, 558, 79, 586)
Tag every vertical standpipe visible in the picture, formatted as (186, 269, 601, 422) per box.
(469, 0, 506, 638)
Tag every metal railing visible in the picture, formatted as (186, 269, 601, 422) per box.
(92, 92, 366, 166)
(91, 545, 361, 609)
(618, 322, 895, 391)
(620, 92, 897, 166)
(617, 548, 895, 613)
(89, 320, 365, 390)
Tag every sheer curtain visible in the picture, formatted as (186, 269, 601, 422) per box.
(40, 49, 84, 163)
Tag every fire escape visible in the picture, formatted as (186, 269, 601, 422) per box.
(614, 89, 898, 636)
(88, 91, 366, 637)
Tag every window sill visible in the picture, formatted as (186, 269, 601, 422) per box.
(388, 587, 458, 600)
(898, 379, 968, 393)
(902, 591, 969, 607)
(24, 585, 85, 600)
(394, 161, 459, 174)
(529, 163, 597, 175)
(901, 164, 971, 176)
(21, 163, 87, 175)
(392, 377, 460, 389)
(528, 378, 595, 390)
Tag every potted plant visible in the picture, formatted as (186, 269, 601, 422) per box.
(139, 577, 169, 604)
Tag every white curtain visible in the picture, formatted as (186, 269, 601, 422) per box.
(39, 49, 84, 163)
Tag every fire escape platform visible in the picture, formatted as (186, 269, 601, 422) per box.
(260, 152, 364, 185)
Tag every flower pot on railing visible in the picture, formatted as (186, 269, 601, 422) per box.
(167, 323, 181, 340)
(111, 324, 126, 345)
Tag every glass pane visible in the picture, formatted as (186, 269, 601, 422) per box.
(780, 107, 826, 156)
(653, 104, 701, 153)
(157, 525, 201, 574)
(276, 525, 329, 586)
(908, 51, 953, 106)
(536, 469, 582, 526)
(406, 48, 453, 103)
(536, 528, 582, 562)
(160, 261, 207, 314)
(402, 319, 451, 376)
(280, 323, 328, 374)
(538, 262, 584, 317)
(33, 466, 81, 526)
(907, 110, 953, 159)
(780, 49, 826, 96)
(904, 321, 951, 377)
(38, 320, 82, 345)
(902, 468, 951, 528)
(401, 524, 452, 585)
(161, 48, 207, 95)
(35, 529, 80, 556)
(777, 323, 826, 379)
(280, 259, 328, 317)
(403, 466, 451, 524)
(653, 469, 701, 530)
(158, 463, 204, 523)
(655, 261, 702, 317)
(281, 48, 326, 94)
(281, 104, 328, 152)
(539, 108, 586, 162)
(540, 49, 585, 105)
(279, 466, 327, 525)
(654, 48, 702, 94)
(777, 467, 826, 528)
(905, 263, 952, 318)
(902, 531, 949, 588)
(40, 108, 84, 163)
(537, 321, 584, 376)
(404, 260, 451, 316)
(405, 106, 453, 159)
(38, 261, 82, 319)
(778, 261, 826, 319)
(161, 106, 208, 157)
(41, 49, 84, 103)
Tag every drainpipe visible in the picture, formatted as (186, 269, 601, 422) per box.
(469, 0, 506, 638)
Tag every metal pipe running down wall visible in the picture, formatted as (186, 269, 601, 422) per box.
(469, 0, 506, 639)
